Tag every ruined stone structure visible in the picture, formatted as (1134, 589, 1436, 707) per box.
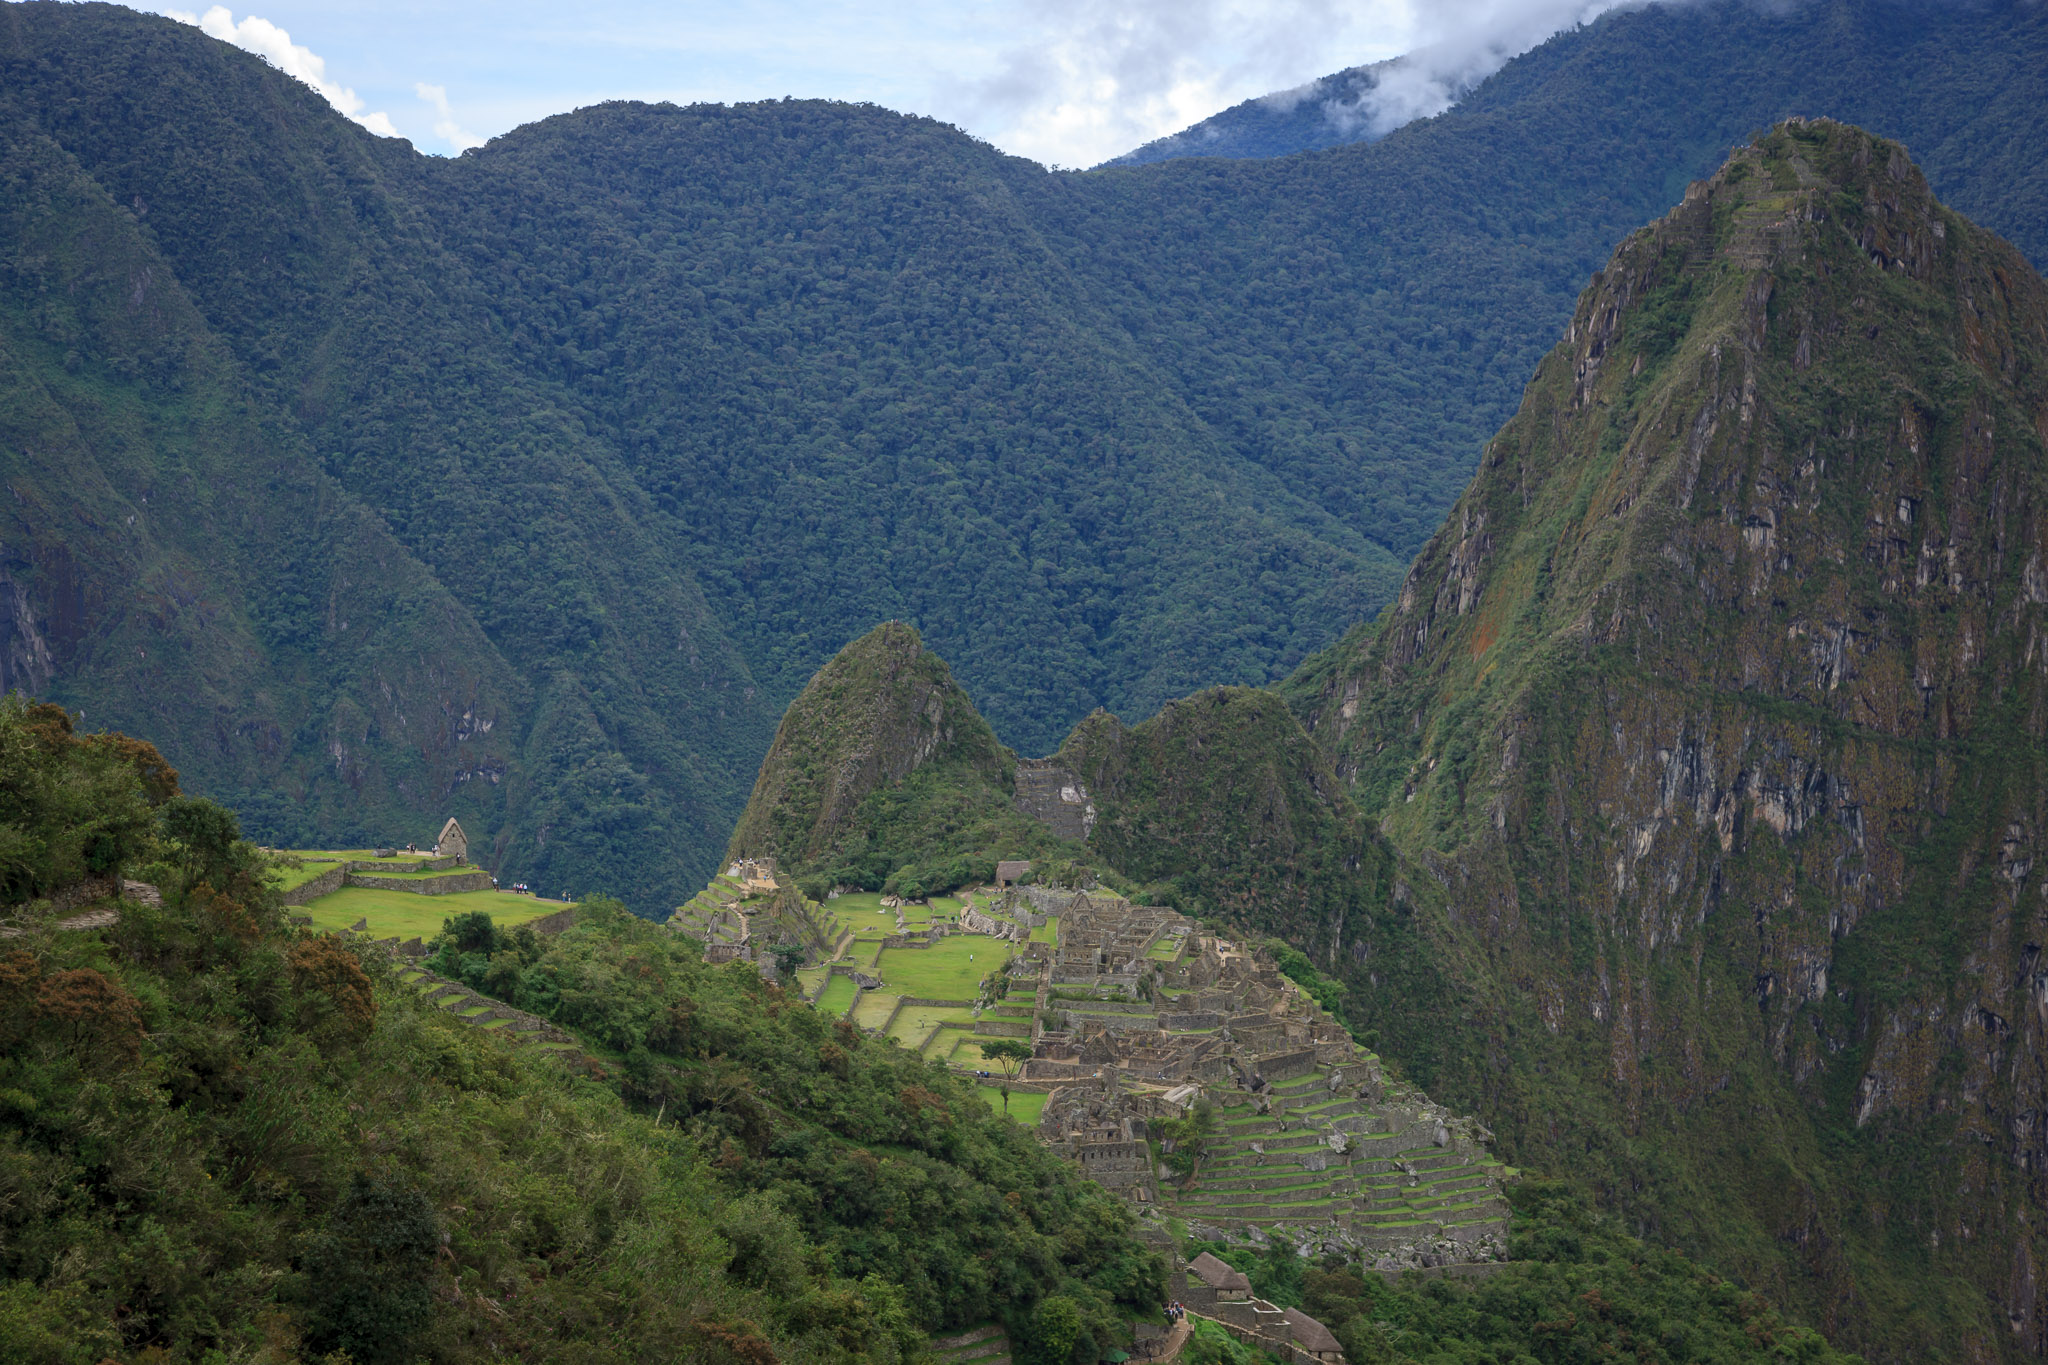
(1012, 758, 1096, 841)
(1011, 894, 1509, 1272)
(728, 857, 779, 893)
(436, 817, 468, 863)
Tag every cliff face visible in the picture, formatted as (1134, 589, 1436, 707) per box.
(1286, 121, 2048, 1359)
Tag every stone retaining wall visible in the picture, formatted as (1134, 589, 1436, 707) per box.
(1253, 1047, 1319, 1083)
(345, 870, 493, 895)
(36, 875, 119, 915)
(281, 865, 350, 906)
(525, 905, 579, 935)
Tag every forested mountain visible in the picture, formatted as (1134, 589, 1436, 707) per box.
(1108, 0, 2048, 174)
(739, 123, 2048, 1358)
(3, 0, 2046, 914)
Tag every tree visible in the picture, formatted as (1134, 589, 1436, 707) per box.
(770, 942, 807, 980)
(300, 1173, 439, 1365)
(979, 1038, 1033, 1114)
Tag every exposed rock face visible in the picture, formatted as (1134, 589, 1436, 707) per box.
(724, 622, 1011, 866)
(1287, 122, 2048, 1360)
(1013, 757, 1096, 840)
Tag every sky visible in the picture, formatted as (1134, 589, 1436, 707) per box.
(139, 0, 1647, 168)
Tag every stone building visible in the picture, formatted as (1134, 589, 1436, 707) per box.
(437, 817, 468, 863)
(729, 857, 779, 893)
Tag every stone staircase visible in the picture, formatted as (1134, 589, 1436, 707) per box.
(393, 962, 581, 1053)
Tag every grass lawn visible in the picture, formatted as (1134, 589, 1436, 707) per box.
(886, 1005, 979, 1049)
(816, 975, 858, 1016)
(343, 867, 483, 882)
(283, 849, 439, 868)
(851, 992, 900, 1031)
(300, 887, 568, 940)
(1030, 916, 1059, 945)
(1147, 934, 1186, 961)
(948, 1034, 1007, 1067)
(875, 938, 1007, 1001)
(847, 938, 884, 968)
(976, 1087, 1048, 1126)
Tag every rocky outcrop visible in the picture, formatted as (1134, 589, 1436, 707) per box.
(724, 622, 1013, 868)
(1014, 758, 1096, 841)
(1286, 122, 2048, 1360)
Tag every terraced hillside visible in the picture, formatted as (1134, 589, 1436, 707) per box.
(1167, 1067, 1510, 1264)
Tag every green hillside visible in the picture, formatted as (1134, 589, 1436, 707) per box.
(4, 685, 1872, 1363)
(724, 622, 1103, 898)
(0, 697, 1165, 1364)
(3, 2, 2047, 913)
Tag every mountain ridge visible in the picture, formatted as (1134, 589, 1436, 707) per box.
(5, 0, 2048, 915)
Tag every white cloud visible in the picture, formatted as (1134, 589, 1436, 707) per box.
(165, 6, 399, 136)
(416, 83, 487, 152)
(949, 0, 1658, 167)
(949, 0, 1393, 168)
(1323, 0, 1647, 139)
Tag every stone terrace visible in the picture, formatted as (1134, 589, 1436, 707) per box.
(1025, 914, 1509, 1272)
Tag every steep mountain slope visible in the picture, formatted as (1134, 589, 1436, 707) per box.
(1277, 121, 2048, 1360)
(1056, 0, 2048, 562)
(0, 3, 779, 911)
(1105, 60, 1402, 167)
(4, 1, 2048, 911)
(0, 93, 525, 855)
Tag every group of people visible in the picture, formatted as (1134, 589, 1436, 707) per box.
(1165, 1302, 1188, 1324)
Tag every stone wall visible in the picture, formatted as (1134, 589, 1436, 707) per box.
(281, 865, 350, 906)
(1255, 1047, 1320, 1083)
(36, 875, 119, 915)
(345, 870, 493, 895)
(525, 905, 580, 935)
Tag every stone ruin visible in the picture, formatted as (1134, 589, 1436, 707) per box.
(1009, 893, 1510, 1273)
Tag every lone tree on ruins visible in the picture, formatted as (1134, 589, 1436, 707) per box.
(979, 1038, 1032, 1113)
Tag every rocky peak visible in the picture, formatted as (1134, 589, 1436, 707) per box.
(1283, 121, 2048, 1357)
(723, 621, 1010, 868)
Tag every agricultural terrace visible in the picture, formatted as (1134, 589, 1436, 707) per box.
(874, 936, 1009, 999)
(851, 991, 900, 1031)
(814, 975, 858, 1016)
(299, 887, 567, 940)
(976, 1087, 1049, 1126)
(886, 1004, 979, 1049)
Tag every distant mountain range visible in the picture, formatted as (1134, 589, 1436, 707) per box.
(1, 0, 2044, 915)
(1104, 58, 1404, 167)
(1107, 0, 2048, 175)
